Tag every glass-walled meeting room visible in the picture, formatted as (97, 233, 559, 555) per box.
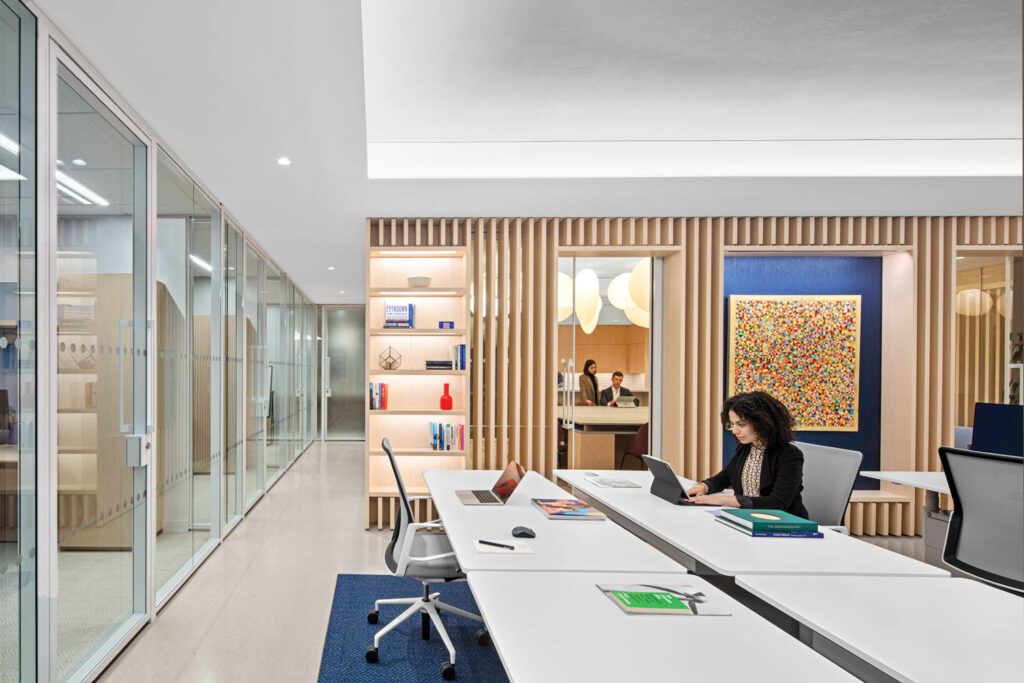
(1, 5, 320, 680)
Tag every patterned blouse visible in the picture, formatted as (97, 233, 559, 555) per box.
(740, 444, 766, 497)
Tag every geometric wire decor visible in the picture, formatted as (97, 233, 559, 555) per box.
(729, 295, 861, 431)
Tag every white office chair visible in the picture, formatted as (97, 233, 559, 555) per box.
(794, 441, 862, 534)
(939, 447, 1024, 595)
(365, 438, 489, 680)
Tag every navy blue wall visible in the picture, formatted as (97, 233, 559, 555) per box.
(722, 257, 881, 489)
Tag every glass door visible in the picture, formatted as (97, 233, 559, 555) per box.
(558, 256, 652, 470)
(54, 60, 150, 680)
(324, 307, 366, 439)
(244, 243, 265, 507)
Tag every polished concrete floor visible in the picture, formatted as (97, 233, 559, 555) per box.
(99, 441, 389, 682)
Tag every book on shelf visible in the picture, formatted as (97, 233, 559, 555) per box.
(597, 584, 731, 616)
(715, 516, 823, 538)
(438, 321, 455, 329)
(531, 498, 606, 520)
(368, 382, 389, 410)
(430, 422, 464, 451)
(383, 303, 415, 328)
(426, 360, 454, 370)
(449, 343, 467, 370)
(718, 508, 818, 533)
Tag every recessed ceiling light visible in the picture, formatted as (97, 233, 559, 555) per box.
(71, 158, 86, 166)
(338, 290, 345, 294)
(277, 156, 291, 166)
(327, 266, 335, 270)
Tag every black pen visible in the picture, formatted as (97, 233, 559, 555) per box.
(478, 539, 516, 550)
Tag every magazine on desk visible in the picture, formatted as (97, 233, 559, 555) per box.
(531, 498, 607, 520)
(598, 584, 732, 616)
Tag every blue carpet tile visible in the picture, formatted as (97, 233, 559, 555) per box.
(319, 574, 509, 683)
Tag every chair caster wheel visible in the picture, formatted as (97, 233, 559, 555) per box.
(475, 628, 491, 647)
(367, 609, 379, 624)
(365, 646, 378, 663)
(441, 662, 456, 680)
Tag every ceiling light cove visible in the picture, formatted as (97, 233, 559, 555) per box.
(55, 171, 109, 206)
(189, 254, 213, 273)
(277, 156, 292, 166)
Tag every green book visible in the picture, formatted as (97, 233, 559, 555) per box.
(597, 584, 731, 616)
(718, 508, 818, 533)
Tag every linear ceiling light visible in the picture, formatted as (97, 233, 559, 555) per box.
(189, 254, 213, 272)
(55, 170, 109, 206)
(56, 183, 91, 204)
(0, 133, 18, 155)
(0, 164, 26, 181)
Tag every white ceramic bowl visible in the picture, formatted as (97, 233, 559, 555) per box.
(407, 276, 432, 288)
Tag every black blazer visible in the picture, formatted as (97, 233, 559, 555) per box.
(599, 386, 635, 406)
(703, 442, 808, 517)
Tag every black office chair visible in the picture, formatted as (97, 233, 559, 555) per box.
(366, 438, 490, 680)
(618, 423, 649, 470)
(938, 447, 1024, 595)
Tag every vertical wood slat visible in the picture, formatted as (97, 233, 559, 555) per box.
(486, 219, 498, 468)
(473, 219, 485, 469)
(524, 220, 536, 472)
(510, 219, 523, 468)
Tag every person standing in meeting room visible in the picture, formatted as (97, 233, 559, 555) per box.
(578, 359, 599, 406)
(686, 390, 809, 517)
(599, 371, 635, 406)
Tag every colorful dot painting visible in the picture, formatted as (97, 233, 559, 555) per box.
(729, 295, 860, 431)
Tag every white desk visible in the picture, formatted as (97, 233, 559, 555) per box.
(422, 470, 682, 573)
(737, 575, 1024, 682)
(556, 469, 949, 577)
(468, 570, 855, 683)
(860, 470, 950, 510)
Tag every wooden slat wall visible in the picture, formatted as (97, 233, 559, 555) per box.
(368, 215, 1022, 534)
(955, 266, 1008, 426)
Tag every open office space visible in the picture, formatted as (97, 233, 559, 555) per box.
(1, 1, 1022, 681)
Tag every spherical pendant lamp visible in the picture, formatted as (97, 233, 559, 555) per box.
(624, 304, 650, 328)
(557, 272, 574, 322)
(607, 272, 633, 310)
(574, 268, 600, 323)
(628, 259, 650, 312)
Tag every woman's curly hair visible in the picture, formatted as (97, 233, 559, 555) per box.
(720, 391, 795, 447)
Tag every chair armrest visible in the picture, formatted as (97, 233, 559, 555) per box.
(408, 522, 445, 533)
(408, 551, 457, 563)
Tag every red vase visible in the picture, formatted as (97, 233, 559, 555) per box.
(440, 383, 453, 411)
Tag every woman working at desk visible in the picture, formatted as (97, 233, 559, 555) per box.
(686, 391, 808, 517)
(578, 359, 599, 406)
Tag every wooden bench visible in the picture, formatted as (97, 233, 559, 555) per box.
(844, 490, 913, 536)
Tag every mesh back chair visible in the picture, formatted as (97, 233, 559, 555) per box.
(365, 438, 489, 680)
(794, 442, 862, 531)
(939, 447, 1024, 595)
(618, 423, 649, 470)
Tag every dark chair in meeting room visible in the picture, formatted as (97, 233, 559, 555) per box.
(938, 446, 1024, 595)
(365, 438, 490, 680)
(794, 441, 862, 532)
(617, 422, 649, 470)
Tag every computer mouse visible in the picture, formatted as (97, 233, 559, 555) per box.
(511, 526, 536, 539)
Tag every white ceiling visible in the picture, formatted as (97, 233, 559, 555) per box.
(33, 0, 1023, 303)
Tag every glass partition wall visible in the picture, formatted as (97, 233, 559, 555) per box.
(222, 222, 244, 530)
(244, 245, 265, 508)
(54, 61, 150, 682)
(154, 150, 220, 603)
(0, 2, 35, 679)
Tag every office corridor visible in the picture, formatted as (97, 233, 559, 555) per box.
(101, 442, 389, 682)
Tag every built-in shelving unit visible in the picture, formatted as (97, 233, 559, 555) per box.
(365, 242, 470, 529)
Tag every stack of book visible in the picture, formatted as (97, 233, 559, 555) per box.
(450, 343, 466, 370)
(430, 422, 464, 451)
(368, 382, 389, 410)
(425, 360, 453, 370)
(384, 303, 415, 328)
(715, 509, 822, 538)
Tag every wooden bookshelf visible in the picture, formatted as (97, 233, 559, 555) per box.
(366, 240, 470, 529)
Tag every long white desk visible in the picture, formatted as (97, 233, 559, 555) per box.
(468, 570, 856, 682)
(556, 469, 949, 577)
(422, 470, 682, 573)
(860, 470, 950, 510)
(736, 575, 1024, 682)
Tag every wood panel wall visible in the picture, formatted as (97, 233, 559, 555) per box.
(369, 215, 1023, 534)
(955, 265, 1008, 425)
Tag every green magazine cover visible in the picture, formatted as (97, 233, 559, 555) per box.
(597, 584, 731, 616)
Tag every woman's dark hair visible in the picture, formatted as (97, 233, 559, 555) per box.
(720, 391, 794, 446)
(583, 360, 597, 375)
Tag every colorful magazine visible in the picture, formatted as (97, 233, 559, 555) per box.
(531, 498, 606, 520)
(597, 584, 731, 616)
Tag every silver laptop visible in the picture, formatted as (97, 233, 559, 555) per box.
(456, 461, 526, 505)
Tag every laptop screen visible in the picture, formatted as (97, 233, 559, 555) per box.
(491, 461, 527, 502)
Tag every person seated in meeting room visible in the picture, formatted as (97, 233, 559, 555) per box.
(599, 371, 636, 406)
(685, 391, 809, 517)
(578, 359, 599, 406)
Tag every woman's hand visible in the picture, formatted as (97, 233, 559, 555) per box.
(685, 483, 708, 497)
(690, 494, 739, 507)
